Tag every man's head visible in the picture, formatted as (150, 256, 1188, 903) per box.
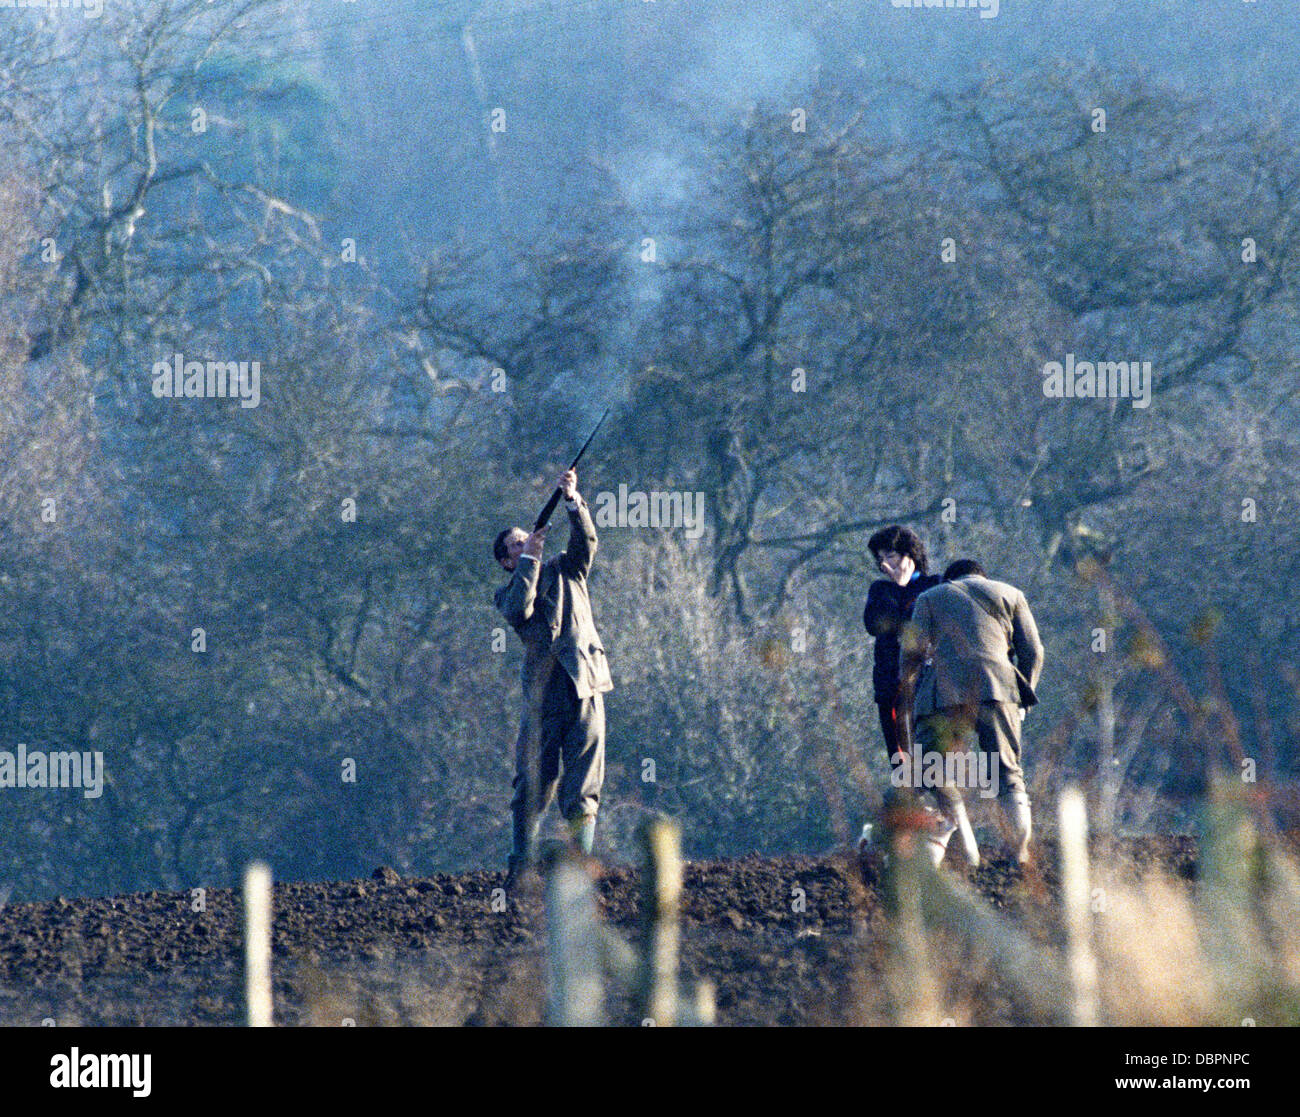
(868, 525, 929, 585)
(943, 558, 985, 581)
(494, 527, 529, 572)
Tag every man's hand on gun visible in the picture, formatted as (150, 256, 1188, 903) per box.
(558, 468, 578, 501)
(523, 525, 547, 559)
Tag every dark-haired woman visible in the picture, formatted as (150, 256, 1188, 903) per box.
(863, 525, 942, 760)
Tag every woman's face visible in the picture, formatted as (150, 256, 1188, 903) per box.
(878, 550, 915, 586)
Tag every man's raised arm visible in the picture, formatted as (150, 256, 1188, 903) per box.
(556, 468, 597, 580)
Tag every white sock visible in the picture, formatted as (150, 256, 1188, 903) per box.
(925, 832, 951, 867)
(926, 808, 957, 867)
(1004, 791, 1032, 862)
(950, 798, 981, 867)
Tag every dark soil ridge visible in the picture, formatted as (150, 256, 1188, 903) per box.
(0, 838, 1197, 1026)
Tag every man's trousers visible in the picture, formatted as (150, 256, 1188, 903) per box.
(510, 663, 605, 862)
(913, 700, 1027, 806)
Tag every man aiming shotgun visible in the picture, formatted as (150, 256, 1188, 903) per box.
(493, 415, 612, 891)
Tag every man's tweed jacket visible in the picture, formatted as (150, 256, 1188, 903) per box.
(494, 497, 613, 701)
(901, 573, 1043, 716)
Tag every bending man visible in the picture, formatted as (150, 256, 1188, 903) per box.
(898, 559, 1044, 867)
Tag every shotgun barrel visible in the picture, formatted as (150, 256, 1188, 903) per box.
(533, 407, 611, 531)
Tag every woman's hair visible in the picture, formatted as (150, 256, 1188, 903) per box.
(867, 525, 929, 575)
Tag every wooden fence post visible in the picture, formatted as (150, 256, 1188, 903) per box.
(881, 787, 942, 1025)
(244, 861, 273, 1027)
(1058, 786, 1099, 1026)
(637, 818, 682, 1026)
(544, 848, 605, 1026)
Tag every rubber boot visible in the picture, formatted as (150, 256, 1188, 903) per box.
(504, 851, 526, 892)
(1003, 790, 1032, 865)
(568, 815, 595, 855)
(505, 819, 540, 891)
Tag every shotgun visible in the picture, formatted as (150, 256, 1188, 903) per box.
(533, 407, 611, 531)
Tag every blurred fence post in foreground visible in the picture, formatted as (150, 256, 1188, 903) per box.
(544, 847, 605, 1026)
(881, 788, 942, 1025)
(542, 820, 712, 1026)
(637, 818, 682, 1026)
(1058, 786, 1099, 1026)
(244, 861, 273, 1027)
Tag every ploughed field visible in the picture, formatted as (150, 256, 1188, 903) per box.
(0, 840, 1195, 1026)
